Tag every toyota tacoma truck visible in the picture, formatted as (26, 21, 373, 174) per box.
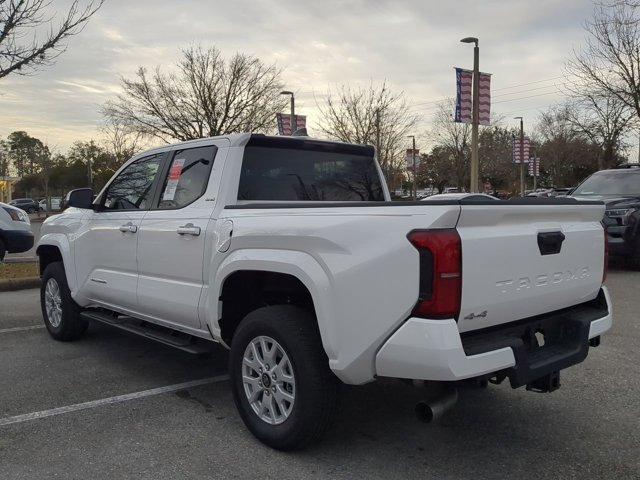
(36, 134, 612, 450)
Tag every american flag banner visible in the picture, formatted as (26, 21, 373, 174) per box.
(512, 136, 531, 164)
(454, 68, 473, 123)
(478, 73, 491, 125)
(528, 157, 540, 176)
(276, 113, 306, 135)
(405, 149, 420, 171)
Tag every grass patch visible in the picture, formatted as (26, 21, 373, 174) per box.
(0, 262, 39, 280)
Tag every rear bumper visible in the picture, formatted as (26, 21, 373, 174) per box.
(0, 229, 34, 253)
(375, 286, 612, 384)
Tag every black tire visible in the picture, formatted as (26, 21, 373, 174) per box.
(0, 239, 5, 261)
(27, 207, 35, 214)
(40, 261, 88, 341)
(229, 305, 340, 451)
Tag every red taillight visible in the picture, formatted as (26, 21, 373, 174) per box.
(408, 229, 462, 319)
(603, 226, 608, 283)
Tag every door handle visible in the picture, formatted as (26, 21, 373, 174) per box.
(119, 222, 137, 233)
(177, 223, 201, 236)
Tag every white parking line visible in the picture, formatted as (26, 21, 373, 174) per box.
(0, 325, 45, 334)
(0, 375, 229, 427)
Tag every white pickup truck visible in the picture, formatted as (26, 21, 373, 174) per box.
(36, 134, 612, 450)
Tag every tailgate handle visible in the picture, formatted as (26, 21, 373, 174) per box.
(537, 231, 565, 255)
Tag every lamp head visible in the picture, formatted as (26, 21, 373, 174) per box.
(460, 37, 479, 46)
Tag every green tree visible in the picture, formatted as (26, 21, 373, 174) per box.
(67, 140, 117, 190)
(7, 131, 49, 177)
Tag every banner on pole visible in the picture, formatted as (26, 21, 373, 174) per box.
(478, 73, 491, 125)
(454, 68, 473, 123)
(276, 113, 306, 135)
(405, 149, 420, 171)
(512, 136, 531, 164)
(528, 157, 540, 176)
(454, 68, 491, 125)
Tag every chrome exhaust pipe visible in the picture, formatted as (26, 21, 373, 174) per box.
(415, 388, 458, 423)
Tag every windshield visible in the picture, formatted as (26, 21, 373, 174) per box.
(572, 170, 640, 197)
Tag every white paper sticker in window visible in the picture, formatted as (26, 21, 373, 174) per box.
(162, 158, 186, 201)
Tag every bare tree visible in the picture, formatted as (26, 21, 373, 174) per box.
(565, 94, 634, 169)
(0, 0, 105, 79)
(316, 82, 419, 185)
(103, 45, 287, 142)
(537, 105, 601, 187)
(425, 100, 471, 190)
(567, 1, 640, 121)
(100, 118, 143, 166)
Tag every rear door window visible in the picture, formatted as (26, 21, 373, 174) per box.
(238, 146, 384, 201)
(158, 146, 217, 209)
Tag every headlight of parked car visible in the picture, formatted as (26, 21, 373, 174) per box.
(605, 208, 638, 225)
(2, 207, 29, 223)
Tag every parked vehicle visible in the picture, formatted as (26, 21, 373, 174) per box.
(0, 202, 33, 261)
(571, 164, 640, 267)
(37, 134, 612, 450)
(39, 197, 62, 212)
(526, 189, 552, 197)
(548, 187, 573, 197)
(422, 193, 498, 201)
(9, 198, 40, 214)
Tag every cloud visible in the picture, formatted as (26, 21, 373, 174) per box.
(0, 0, 594, 151)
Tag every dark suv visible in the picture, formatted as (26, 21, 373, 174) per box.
(571, 164, 640, 266)
(9, 198, 40, 214)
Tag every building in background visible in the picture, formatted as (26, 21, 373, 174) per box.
(0, 177, 18, 203)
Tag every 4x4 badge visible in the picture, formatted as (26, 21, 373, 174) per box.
(464, 310, 487, 320)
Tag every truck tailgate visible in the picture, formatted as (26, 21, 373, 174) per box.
(456, 202, 605, 333)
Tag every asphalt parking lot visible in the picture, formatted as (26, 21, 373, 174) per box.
(0, 269, 638, 479)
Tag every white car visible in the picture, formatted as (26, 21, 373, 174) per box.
(422, 193, 498, 201)
(39, 197, 62, 211)
(0, 202, 33, 261)
(36, 134, 612, 450)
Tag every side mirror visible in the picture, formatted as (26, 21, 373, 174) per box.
(65, 188, 94, 210)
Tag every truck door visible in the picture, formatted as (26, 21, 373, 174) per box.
(136, 141, 227, 330)
(75, 152, 166, 310)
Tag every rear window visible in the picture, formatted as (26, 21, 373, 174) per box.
(238, 146, 384, 201)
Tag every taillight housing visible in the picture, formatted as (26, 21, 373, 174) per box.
(408, 229, 462, 319)
(603, 226, 608, 284)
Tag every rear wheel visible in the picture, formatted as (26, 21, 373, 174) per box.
(229, 305, 340, 450)
(0, 239, 5, 261)
(40, 261, 88, 341)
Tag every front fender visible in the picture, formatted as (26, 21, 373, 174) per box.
(36, 233, 76, 293)
(207, 248, 338, 363)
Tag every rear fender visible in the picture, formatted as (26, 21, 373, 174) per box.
(208, 248, 337, 361)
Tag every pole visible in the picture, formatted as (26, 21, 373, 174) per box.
(290, 94, 296, 136)
(412, 136, 417, 200)
(87, 157, 92, 188)
(519, 117, 525, 196)
(470, 43, 480, 193)
(375, 108, 383, 183)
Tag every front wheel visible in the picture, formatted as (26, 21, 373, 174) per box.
(229, 305, 340, 451)
(40, 261, 88, 341)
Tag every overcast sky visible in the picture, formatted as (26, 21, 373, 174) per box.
(0, 0, 598, 154)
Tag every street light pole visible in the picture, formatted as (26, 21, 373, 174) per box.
(408, 135, 417, 200)
(87, 157, 92, 188)
(280, 91, 295, 135)
(514, 116, 524, 196)
(461, 36, 479, 193)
